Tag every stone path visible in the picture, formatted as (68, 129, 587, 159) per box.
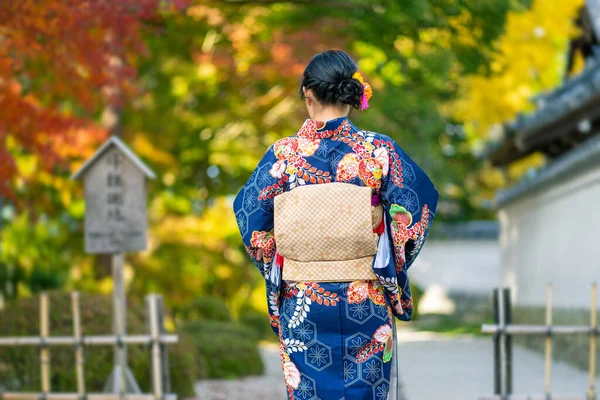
(194, 343, 286, 400)
(194, 342, 406, 400)
(397, 328, 600, 400)
(195, 329, 599, 400)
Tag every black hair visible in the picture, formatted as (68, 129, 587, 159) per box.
(300, 50, 364, 109)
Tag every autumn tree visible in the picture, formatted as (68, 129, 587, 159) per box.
(0, 0, 183, 198)
(0, 0, 184, 298)
(452, 0, 584, 202)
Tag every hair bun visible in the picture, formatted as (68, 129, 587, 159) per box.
(335, 78, 364, 109)
(300, 50, 366, 109)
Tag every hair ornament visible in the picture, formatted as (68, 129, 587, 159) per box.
(352, 72, 372, 110)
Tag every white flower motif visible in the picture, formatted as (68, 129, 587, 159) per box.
(373, 324, 392, 343)
(236, 214, 246, 234)
(376, 383, 390, 400)
(350, 302, 370, 319)
(308, 346, 328, 367)
(401, 191, 418, 212)
(349, 337, 367, 356)
(343, 360, 356, 382)
(257, 169, 272, 186)
(296, 379, 313, 399)
(270, 160, 287, 178)
(364, 360, 381, 381)
(284, 338, 307, 354)
(283, 361, 300, 389)
(243, 190, 257, 209)
(293, 324, 314, 342)
(373, 147, 389, 176)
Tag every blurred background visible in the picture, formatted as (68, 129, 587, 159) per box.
(1, 0, 598, 399)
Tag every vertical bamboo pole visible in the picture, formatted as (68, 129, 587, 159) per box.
(147, 295, 163, 400)
(40, 292, 51, 394)
(503, 288, 513, 395)
(72, 292, 86, 396)
(544, 284, 553, 396)
(589, 283, 597, 400)
(498, 288, 507, 396)
(493, 288, 501, 395)
(157, 296, 171, 394)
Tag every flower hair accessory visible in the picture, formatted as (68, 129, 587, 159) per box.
(352, 72, 373, 110)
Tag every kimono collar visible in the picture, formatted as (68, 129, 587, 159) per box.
(297, 116, 351, 140)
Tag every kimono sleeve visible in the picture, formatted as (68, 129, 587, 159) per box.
(233, 145, 285, 335)
(379, 140, 439, 320)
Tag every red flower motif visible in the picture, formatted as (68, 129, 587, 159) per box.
(249, 230, 276, 262)
(348, 281, 369, 304)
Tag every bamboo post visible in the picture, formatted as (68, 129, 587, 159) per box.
(157, 296, 171, 394)
(72, 292, 86, 396)
(544, 284, 553, 396)
(498, 288, 507, 396)
(40, 292, 51, 394)
(589, 283, 597, 400)
(493, 288, 501, 395)
(503, 287, 513, 395)
(146, 295, 163, 400)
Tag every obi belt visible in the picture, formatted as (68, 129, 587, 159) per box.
(274, 182, 384, 282)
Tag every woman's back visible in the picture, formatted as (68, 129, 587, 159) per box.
(233, 50, 439, 400)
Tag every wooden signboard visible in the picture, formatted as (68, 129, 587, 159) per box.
(72, 136, 156, 394)
(72, 136, 156, 254)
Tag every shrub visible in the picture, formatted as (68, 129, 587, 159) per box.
(168, 329, 201, 396)
(177, 296, 231, 322)
(0, 292, 196, 397)
(180, 320, 264, 379)
(411, 282, 424, 321)
(238, 309, 273, 341)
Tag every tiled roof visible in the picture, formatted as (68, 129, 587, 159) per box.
(495, 133, 600, 207)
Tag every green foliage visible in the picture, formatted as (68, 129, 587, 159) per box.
(415, 314, 492, 336)
(177, 295, 231, 322)
(410, 282, 424, 321)
(181, 320, 264, 379)
(0, 213, 78, 299)
(0, 292, 196, 397)
(238, 309, 273, 341)
(168, 329, 202, 396)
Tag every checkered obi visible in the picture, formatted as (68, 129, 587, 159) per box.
(274, 182, 384, 282)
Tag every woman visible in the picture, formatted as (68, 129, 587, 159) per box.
(233, 50, 439, 400)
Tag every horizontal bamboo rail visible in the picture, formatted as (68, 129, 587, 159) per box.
(481, 324, 597, 335)
(0, 334, 178, 346)
(479, 394, 587, 400)
(0, 393, 177, 400)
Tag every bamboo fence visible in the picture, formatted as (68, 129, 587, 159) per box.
(0, 292, 177, 400)
(479, 284, 598, 400)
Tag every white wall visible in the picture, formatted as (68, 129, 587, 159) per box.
(410, 239, 501, 295)
(499, 165, 600, 308)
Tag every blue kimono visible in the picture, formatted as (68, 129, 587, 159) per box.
(233, 117, 439, 400)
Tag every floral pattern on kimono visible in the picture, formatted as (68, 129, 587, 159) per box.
(233, 116, 439, 399)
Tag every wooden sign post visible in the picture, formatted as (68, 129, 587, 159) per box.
(72, 136, 156, 395)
